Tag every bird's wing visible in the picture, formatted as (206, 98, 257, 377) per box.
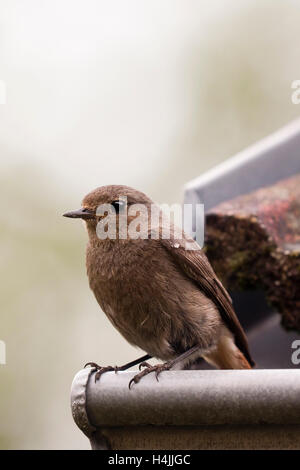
(160, 235, 255, 367)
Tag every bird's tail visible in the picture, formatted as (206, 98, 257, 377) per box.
(203, 329, 253, 370)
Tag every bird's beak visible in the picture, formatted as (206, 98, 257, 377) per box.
(63, 208, 95, 220)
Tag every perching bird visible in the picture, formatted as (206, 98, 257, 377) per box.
(64, 185, 254, 387)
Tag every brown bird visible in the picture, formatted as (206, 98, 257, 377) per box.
(64, 185, 254, 387)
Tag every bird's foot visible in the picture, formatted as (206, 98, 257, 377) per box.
(129, 361, 172, 389)
(84, 362, 120, 382)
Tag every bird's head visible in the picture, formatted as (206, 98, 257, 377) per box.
(63, 185, 154, 242)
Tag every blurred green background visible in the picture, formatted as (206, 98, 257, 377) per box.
(1, 0, 300, 449)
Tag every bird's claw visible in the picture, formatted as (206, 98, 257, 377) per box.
(138, 361, 152, 371)
(129, 362, 172, 389)
(84, 361, 99, 369)
(84, 362, 119, 382)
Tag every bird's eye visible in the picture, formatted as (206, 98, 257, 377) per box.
(111, 200, 126, 214)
